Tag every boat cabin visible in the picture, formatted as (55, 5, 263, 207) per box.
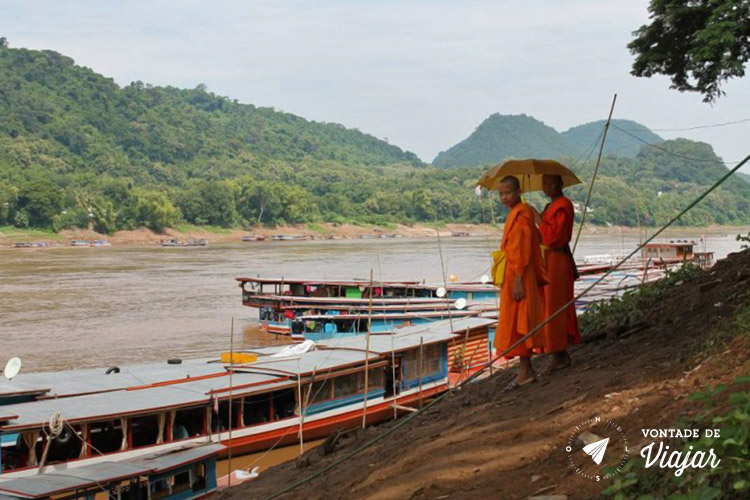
(641, 241, 696, 262)
(0, 444, 222, 500)
(0, 318, 492, 479)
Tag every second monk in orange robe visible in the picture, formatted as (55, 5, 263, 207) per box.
(538, 174, 581, 371)
(494, 176, 548, 387)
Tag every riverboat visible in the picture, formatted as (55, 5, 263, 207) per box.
(0, 444, 222, 500)
(0, 317, 495, 481)
(237, 277, 499, 334)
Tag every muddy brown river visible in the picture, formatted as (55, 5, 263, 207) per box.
(1, 231, 746, 372)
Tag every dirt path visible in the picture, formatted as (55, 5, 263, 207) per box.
(220, 248, 750, 500)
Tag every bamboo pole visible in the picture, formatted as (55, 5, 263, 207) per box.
(418, 337, 424, 410)
(297, 358, 304, 455)
(573, 93, 618, 254)
(227, 317, 234, 487)
(362, 269, 373, 429)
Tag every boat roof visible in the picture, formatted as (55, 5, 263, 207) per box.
(0, 444, 223, 498)
(317, 316, 496, 353)
(245, 294, 454, 305)
(0, 358, 225, 400)
(0, 319, 495, 431)
(236, 277, 420, 286)
(0, 371, 291, 430)
(292, 310, 479, 321)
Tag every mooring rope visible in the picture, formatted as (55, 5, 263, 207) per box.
(260, 152, 750, 500)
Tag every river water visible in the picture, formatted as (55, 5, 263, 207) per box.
(1, 229, 746, 372)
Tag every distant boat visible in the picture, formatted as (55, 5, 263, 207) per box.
(70, 240, 90, 247)
(272, 234, 308, 241)
(451, 231, 470, 237)
(12, 242, 52, 248)
(183, 238, 208, 247)
(242, 234, 266, 242)
(90, 239, 111, 247)
(161, 238, 181, 247)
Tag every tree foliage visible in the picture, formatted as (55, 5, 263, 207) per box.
(629, 0, 750, 102)
(0, 42, 747, 233)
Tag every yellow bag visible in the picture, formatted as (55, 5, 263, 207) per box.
(491, 250, 507, 287)
(491, 245, 548, 288)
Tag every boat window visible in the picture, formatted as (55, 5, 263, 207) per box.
(46, 424, 83, 463)
(131, 414, 159, 448)
(272, 389, 296, 420)
(402, 344, 443, 380)
(172, 407, 205, 440)
(214, 399, 243, 432)
(90, 420, 124, 455)
(355, 368, 386, 391)
(117, 478, 149, 500)
(309, 379, 332, 404)
(243, 394, 271, 426)
(150, 478, 170, 500)
(172, 469, 192, 495)
(333, 374, 357, 398)
(192, 463, 207, 492)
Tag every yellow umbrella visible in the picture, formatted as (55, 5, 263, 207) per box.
(477, 159, 582, 193)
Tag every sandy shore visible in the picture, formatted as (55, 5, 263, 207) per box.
(0, 222, 746, 247)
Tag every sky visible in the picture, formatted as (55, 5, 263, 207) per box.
(3, 0, 750, 172)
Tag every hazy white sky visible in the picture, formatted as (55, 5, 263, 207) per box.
(3, 0, 749, 171)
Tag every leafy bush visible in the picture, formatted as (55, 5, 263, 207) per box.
(604, 377, 750, 500)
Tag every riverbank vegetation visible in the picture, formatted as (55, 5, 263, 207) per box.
(1, 42, 749, 235)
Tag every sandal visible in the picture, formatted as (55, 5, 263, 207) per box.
(501, 377, 537, 393)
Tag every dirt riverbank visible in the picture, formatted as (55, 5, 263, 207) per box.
(220, 247, 750, 500)
(1, 223, 745, 247)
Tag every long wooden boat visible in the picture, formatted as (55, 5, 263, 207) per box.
(237, 277, 498, 334)
(0, 317, 495, 482)
(0, 444, 222, 500)
(289, 309, 493, 341)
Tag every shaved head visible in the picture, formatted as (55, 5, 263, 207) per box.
(500, 175, 520, 191)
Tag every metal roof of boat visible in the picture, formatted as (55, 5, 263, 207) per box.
(234, 349, 378, 377)
(0, 372, 291, 430)
(0, 358, 225, 400)
(236, 277, 420, 285)
(316, 317, 495, 354)
(0, 444, 223, 498)
(292, 310, 479, 321)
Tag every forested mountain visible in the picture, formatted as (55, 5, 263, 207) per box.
(433, 115, 665, 167)
(432, 114, 579, 167)
(738, 172, 750, 184)
(0, 42, 747, 233)
(561, 119, 664, 158)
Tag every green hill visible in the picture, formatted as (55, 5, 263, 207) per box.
(0, 43, 747, 233)
(562, 119, 664, 158)
(738, 172, 750, 184)
(0, 46, 422, 184)
(432, 114, 579, 167)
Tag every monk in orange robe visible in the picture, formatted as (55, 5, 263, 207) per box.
(537, 174, 581, 371)
(494, 176, 548, 389)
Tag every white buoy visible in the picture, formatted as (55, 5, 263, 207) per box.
(454, 298, 467, 310)
(3, 357, 22, 380)
(480, 274, 490, 284)
(436, 287, 447, 298)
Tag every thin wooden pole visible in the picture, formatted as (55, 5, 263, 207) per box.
(418, 337, 424, 410)
(227, 317, 234, 487)
(297, 359, 304, 455)
(573, 93, 618, 254)
(362, 269, 373, 429)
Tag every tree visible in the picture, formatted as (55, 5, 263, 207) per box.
(629, 0, 750, 102)
(17, 179, 64, 226)
(130, 190, 180, 232)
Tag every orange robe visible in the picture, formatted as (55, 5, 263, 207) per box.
(539, 196, 581, 352)
(494, 202, 548, 359)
